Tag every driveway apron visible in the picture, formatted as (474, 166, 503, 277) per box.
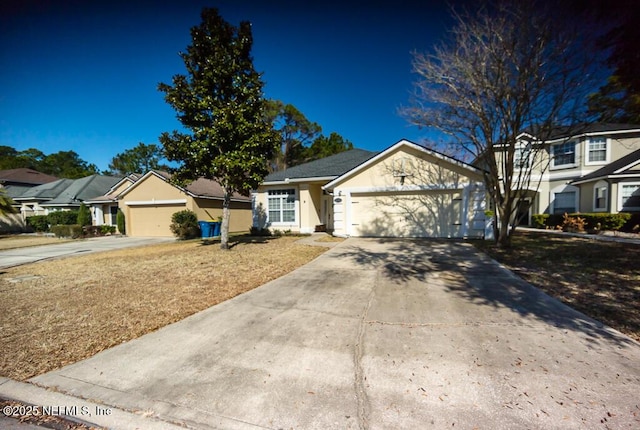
(30, 238, 640, 429)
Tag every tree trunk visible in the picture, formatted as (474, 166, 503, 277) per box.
(496, 207, 512, 248)
(220, 189, 231, 250)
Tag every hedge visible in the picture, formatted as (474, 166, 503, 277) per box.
(532, 212, 632, 231)
(50, 224, 83, 238)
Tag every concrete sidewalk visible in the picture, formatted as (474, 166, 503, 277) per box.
(2, 238, 639, 429)
(0, 236, 174, 269)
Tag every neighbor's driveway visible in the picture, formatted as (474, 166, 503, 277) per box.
(25, 238, 640, 429)
(0, 236, 174, 269)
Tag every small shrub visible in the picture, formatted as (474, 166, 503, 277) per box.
(250, 226, 271, 236)
(532, 214, 548, 229)
(26, 215, 49, 232)
(116, 209, 126, 235)
(83, 225, 101, 237)
(559, 213, 586, 233)
(100, 225, 116, 235)
(50, 224, 83, 238)
(48, 210, 79, 225)
(77, 203, 92, 226)
(170, 210, 200, 240)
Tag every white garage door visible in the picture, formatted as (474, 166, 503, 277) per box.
(128, 204, 186, 237)
(349, 191, 463, 238)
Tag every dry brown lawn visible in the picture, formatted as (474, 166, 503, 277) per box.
(0, 236, 325, 381)
(475, 231, 640, 342)
(0, 234, 72, 250)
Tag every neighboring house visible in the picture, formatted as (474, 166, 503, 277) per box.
(0, 168, 59, 232)
(117, 171, 252, 237)
(255, 140, 489, 238)
(12, 174, 122, 219)
(85, 174, 141, 229)
(498, 123, 640, 225)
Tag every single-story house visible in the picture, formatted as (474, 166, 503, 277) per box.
(85, 174, 141, 230)
(254, 139, 489, 238)
(117, 171, 253, 237)
(11, 174, 122, 219)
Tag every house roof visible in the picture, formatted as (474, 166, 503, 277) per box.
(84, 173, 141, 203)
(0, 168, 59, 186)
(12, 175, 122, 206)
(263, 149, 378, 183)
(572, 148, 640, 184)
(324, 139, 485, 191)
(117, 170, 252, 202)
(520, 123, 640, 142)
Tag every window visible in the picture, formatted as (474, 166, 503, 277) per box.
(587, 137, 607, 163)
(514, 144, 531, 169)
(621, 184, 640, 210)
(268, 189, 295, 223)
(594, 186, 607, 210)
(553, 191, 576, 214)
(110, 206, 118, 226)
(552, 141, 576, 167)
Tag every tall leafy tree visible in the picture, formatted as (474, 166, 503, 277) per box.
(107, 142, 169, 175)
(305, 132, 353, 162)
(41, 151, 99, 179)
(158, 8, 277, 250)
(266, 100, 321, 170)
(402, 1, 600, 247)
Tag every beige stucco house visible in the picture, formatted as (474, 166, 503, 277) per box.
(255, 140, 489, 238)
(117, 171, 252, 237)
(496, 123, 640, 225)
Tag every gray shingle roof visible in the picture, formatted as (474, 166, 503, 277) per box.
(573, 148, 640, 183)
(13, 175, 122, 206)
(522, 123, 640, 140)
(264, 149, 377, 182)
(0, 168, 59, 186)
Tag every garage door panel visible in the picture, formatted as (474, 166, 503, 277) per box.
(129, 205, 185, 237)
(350, 192, 462, 238)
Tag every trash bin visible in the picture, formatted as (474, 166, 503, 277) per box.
(211, 221, 221, 237)
(198, 221, 212, 239)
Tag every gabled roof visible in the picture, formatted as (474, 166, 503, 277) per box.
(324, 139, 485, 191)
(263, 149, 378, 184)
(84, 173, 141, 203)
(0, 168, 58, 186)
(118, 171, 251, 202)
(572, 148, 640, 184)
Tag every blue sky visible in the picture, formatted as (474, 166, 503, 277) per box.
(0, 0, 460, 171)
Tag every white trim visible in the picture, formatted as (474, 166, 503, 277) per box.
(124, 199, 187, 206)
(334, 183, 469, 195)
(618, 182, 640, 212)
(613, 157, 640, 174)
(573, 172, 640, 185)
(323, 139, 483, 191)
(263, 176, 336, 186)
(543, 128, 640, 144)
(584, 137, 610, 166)
(266, 188, 299, 228)
(592, 180, 608, 212)
(550, 184, 579, 214)
(549, 140, 578, 170)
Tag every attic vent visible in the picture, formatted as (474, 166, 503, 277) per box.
(393, 157, 413, 184)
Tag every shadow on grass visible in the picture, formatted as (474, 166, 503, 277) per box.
(197, 234, 280, 248)
(332, 236, 637, 348)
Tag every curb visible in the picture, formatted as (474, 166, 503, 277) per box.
(0, 378, 185, 430)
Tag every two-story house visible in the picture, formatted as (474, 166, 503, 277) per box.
(504, 123, 640, 225)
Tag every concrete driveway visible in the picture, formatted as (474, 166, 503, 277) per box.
(8, 238, 640, 429)
(0, 236, 174, 269)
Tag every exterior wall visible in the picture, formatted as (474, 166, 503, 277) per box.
(254, 181, 327, 234)
(191, 198, 252, 233)
(330, 145, 486, 238)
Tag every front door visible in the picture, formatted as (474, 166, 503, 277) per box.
(515, 199, 531, 226)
